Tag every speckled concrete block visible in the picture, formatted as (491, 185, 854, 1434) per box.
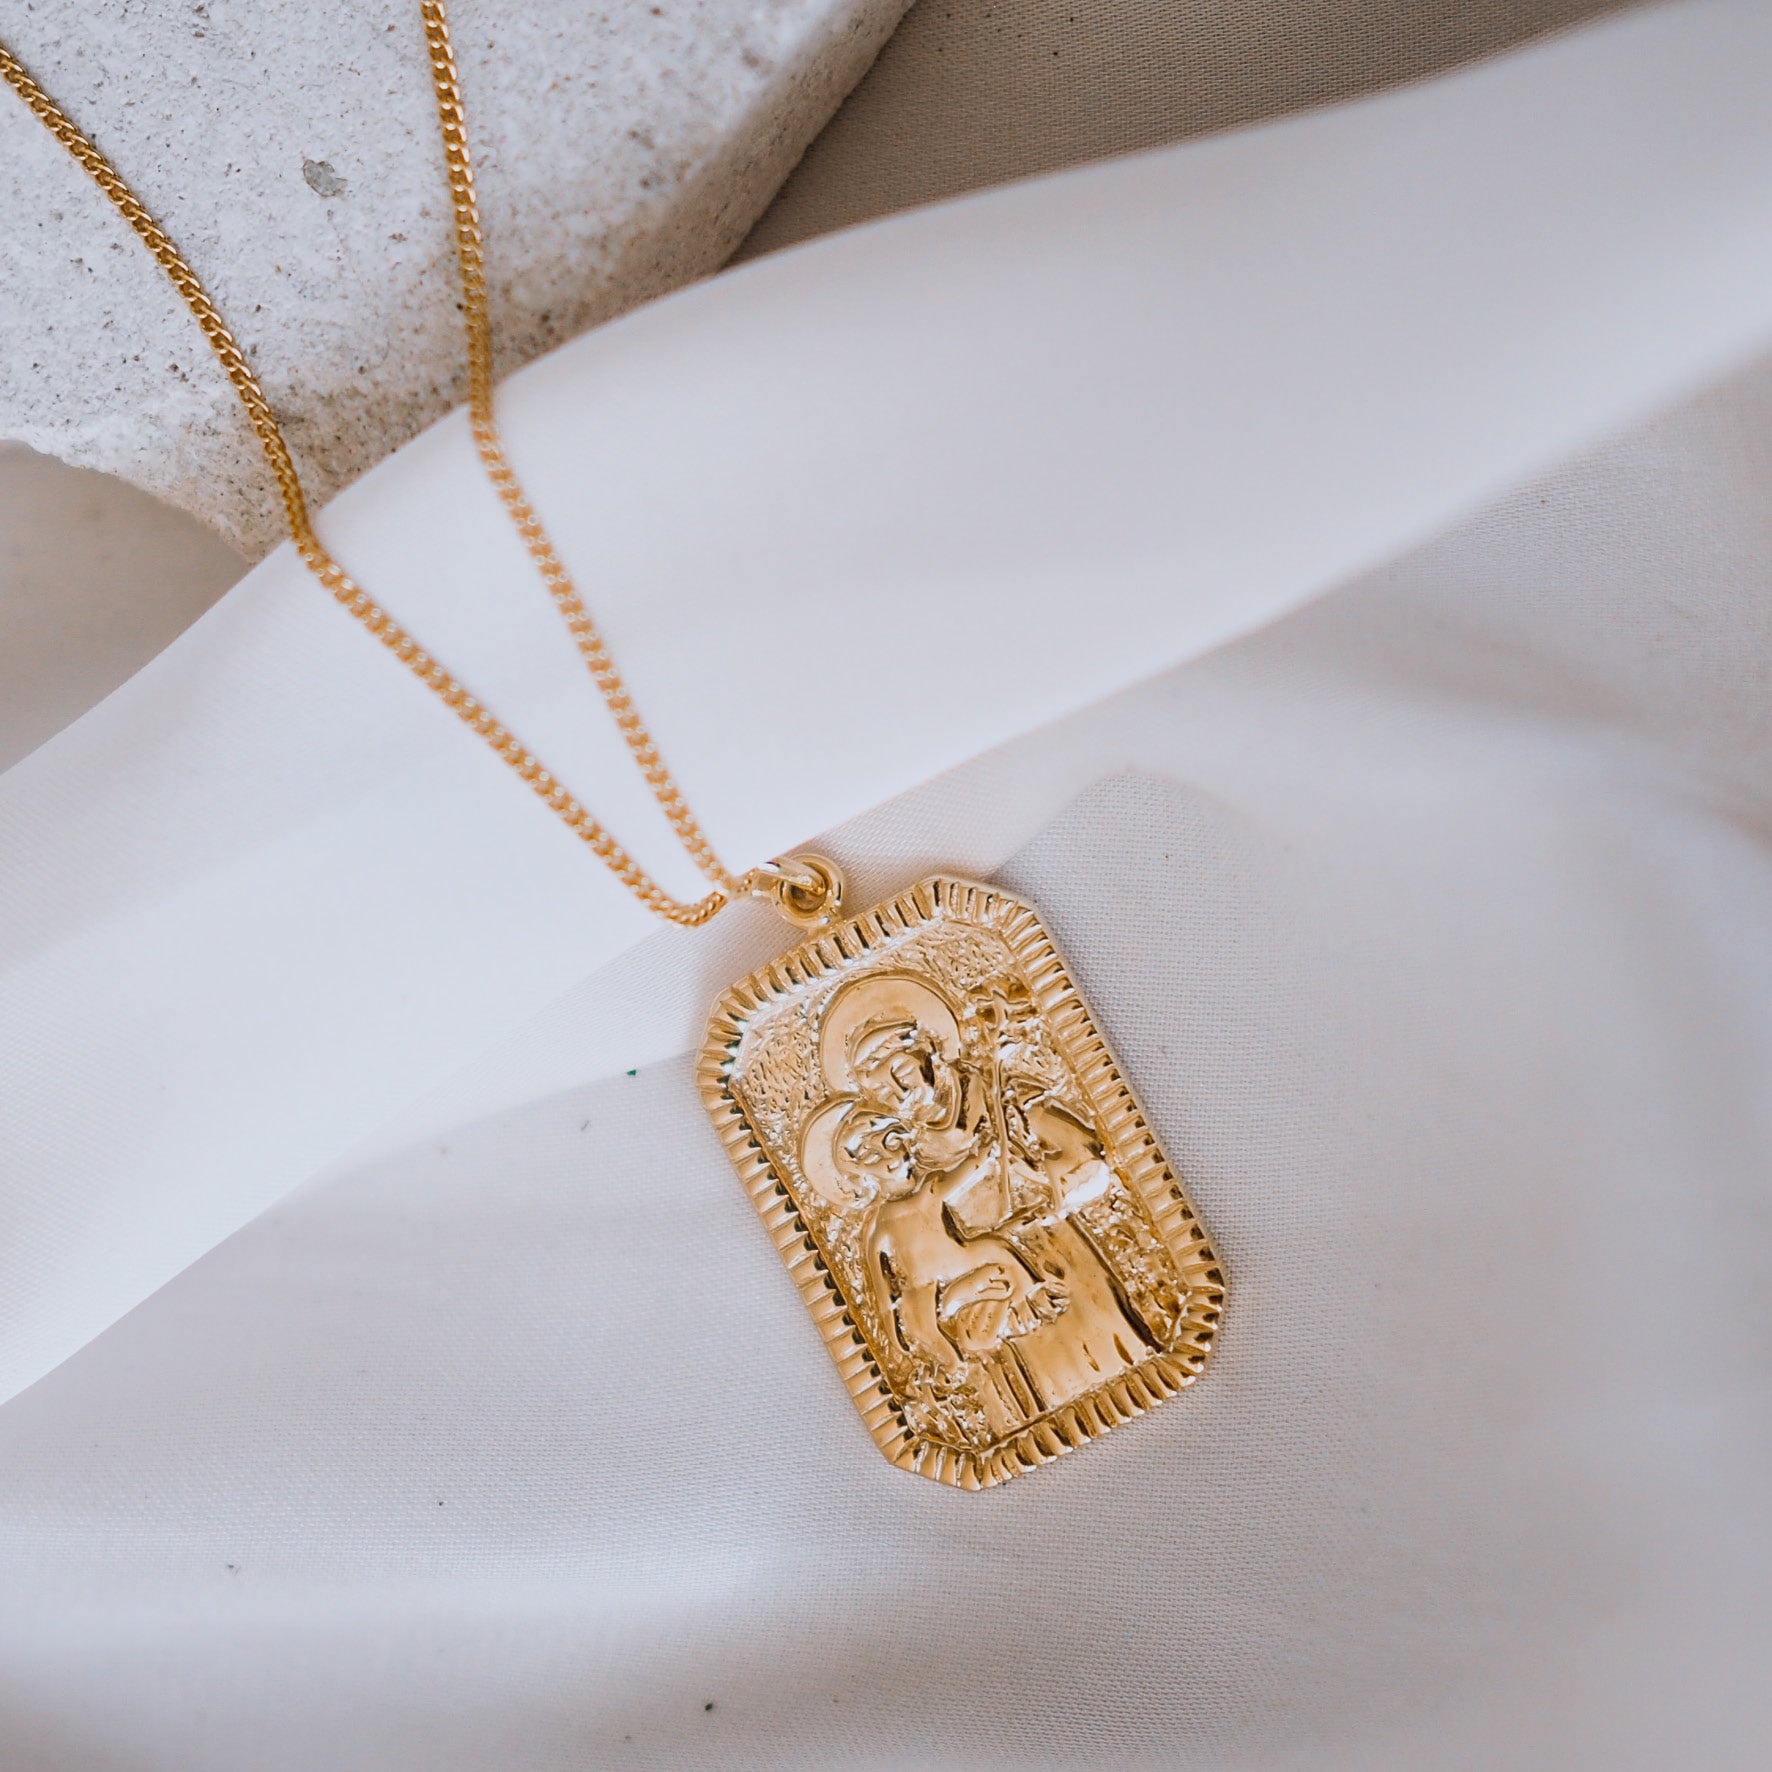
(0, 0, 906, 556)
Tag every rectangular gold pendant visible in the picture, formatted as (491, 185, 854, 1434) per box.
(699, 874, 1225, 1489)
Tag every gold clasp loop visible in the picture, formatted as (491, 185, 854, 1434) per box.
(748, 852, 846, 928)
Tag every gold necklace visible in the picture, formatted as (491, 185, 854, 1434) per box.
(2, 3, 1224, 1488)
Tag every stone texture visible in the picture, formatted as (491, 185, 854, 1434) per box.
(0, 0, 906, 555)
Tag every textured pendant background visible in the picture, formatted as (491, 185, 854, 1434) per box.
(700, 876, 1223, 1488)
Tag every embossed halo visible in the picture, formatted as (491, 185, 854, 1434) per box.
(816, 971, 960, 1093)
(797, 1098, 871, 1208)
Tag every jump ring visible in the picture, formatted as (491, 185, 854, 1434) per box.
(750, 852, 846, 928)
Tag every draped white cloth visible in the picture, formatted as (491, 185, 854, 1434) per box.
(1, 2, 1769, 1764)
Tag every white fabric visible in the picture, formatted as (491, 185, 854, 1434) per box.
(1, 2, 1770, 1763)
(0, 442, 243, 774)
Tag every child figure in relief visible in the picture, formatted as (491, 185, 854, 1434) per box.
(798, 970, 1158, 1437)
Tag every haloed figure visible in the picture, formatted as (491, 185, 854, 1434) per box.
(804, 971, 1158, 1427)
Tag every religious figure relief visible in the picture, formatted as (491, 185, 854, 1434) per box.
(702, 876, 1224, 1488)
(799, 972, 1162, 1441)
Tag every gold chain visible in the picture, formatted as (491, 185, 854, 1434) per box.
(0, 7, 765, 929)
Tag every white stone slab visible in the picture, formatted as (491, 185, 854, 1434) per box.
(0, 0, 905, 554)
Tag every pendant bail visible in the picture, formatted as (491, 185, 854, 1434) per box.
(749, 852, 846, 929)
